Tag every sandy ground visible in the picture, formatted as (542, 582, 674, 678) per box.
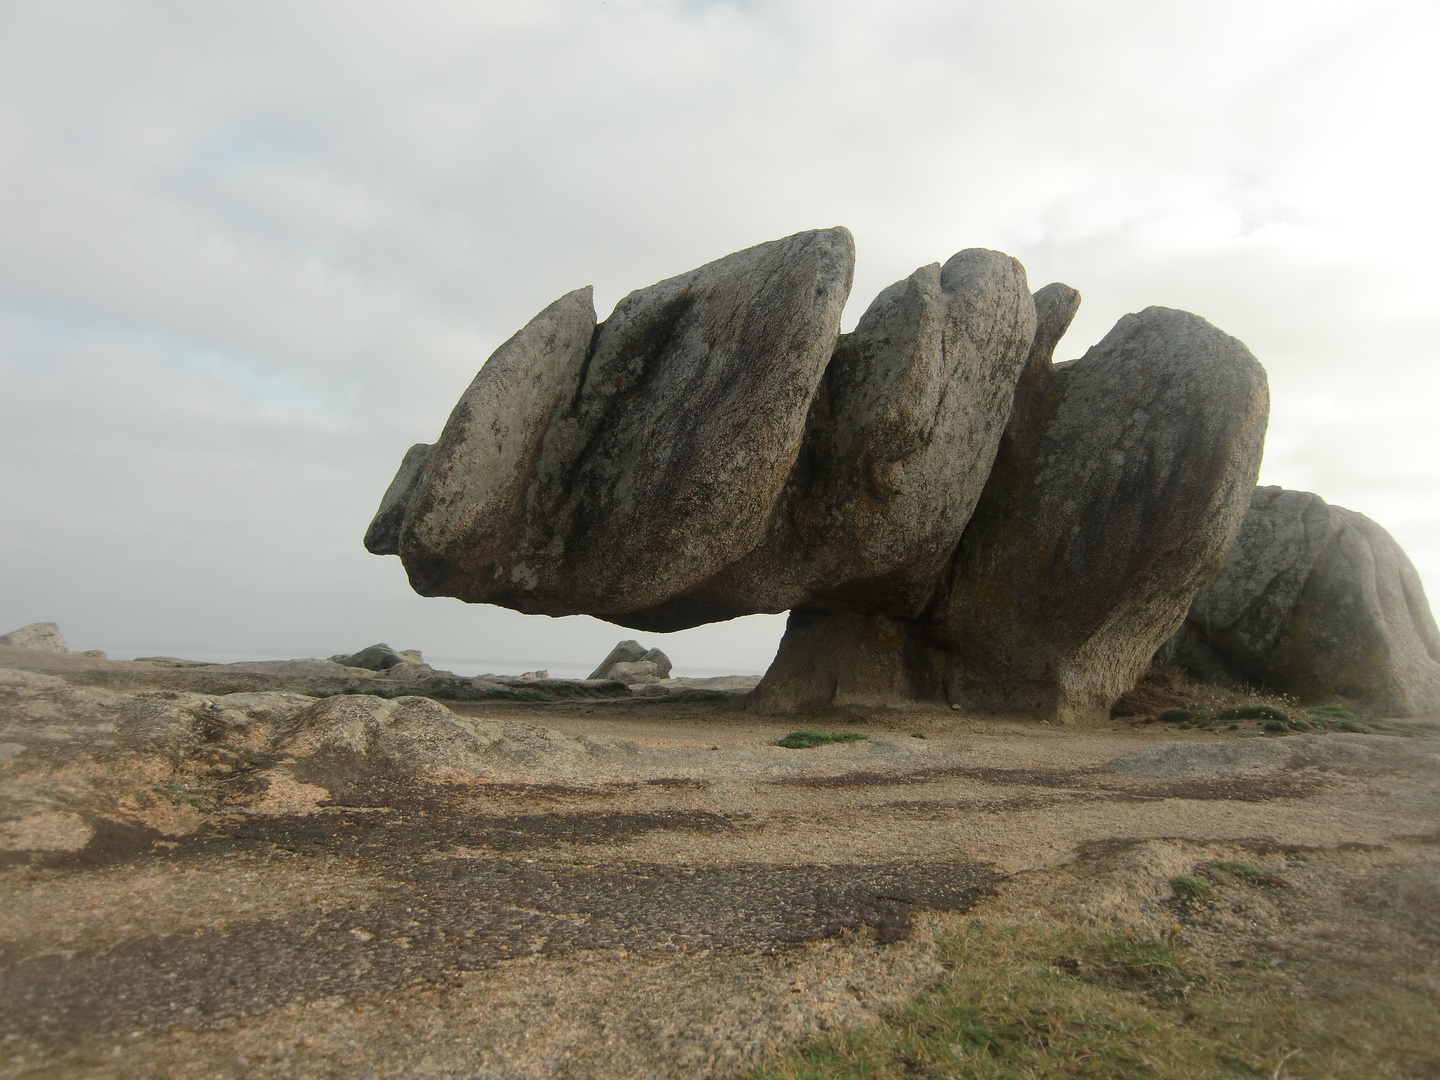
(1, 648, 1437, 1078)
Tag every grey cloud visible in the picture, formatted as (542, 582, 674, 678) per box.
(1, 0, 1437, 670)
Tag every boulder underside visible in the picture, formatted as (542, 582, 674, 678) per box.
(362, 227, 1429, 721)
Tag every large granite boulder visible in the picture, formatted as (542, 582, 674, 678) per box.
(1160, 487, 1440, 716)
(385, 228, 856, 623)
(627, 249, 1037, 629)
(928, 303, 1270, 723)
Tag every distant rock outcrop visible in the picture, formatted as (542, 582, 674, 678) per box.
(588, 640, 673, 684)
(368, 230, 1282, 721)
(1160, 487, 1440, 716)
(0, 623, 68, 652)
(329, 644, 424, 671)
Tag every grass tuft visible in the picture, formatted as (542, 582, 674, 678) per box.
(1212, 704, 1290, 722)
(1170, 874, 1211, 898)
(776, 731, 868, 750)
(1208, 859, 1264, 880)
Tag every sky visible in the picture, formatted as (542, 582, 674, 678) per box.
(2, 0, 1438, 677)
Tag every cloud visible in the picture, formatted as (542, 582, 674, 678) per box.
(2, 0, 1438, 667)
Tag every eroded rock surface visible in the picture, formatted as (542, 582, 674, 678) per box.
(631, 249, 1037, 629)
(386, 229, 856, 623)
(932, 305, 1269, 722)
(0, 622, 67, 652)
(1160, 487, 1440, 716)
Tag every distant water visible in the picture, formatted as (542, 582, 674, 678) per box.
(108, 648, 758, 680)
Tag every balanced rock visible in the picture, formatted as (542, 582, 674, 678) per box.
(386, 228, 856, 623)
(0, 623, 67, 652)
(369, 231, 1279, 720)
(1160, 487, 1440, 716)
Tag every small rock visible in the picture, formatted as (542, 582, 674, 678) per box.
(382, 661, 439, 682)
(0, 622, 68, 652)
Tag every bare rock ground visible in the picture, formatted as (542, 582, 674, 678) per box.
(1, 646, 1437, 1078)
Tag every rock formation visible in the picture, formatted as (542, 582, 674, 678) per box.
(0, 622, 68, 652)
(589, 640, 673, 683)
(330, 643, 425, 671)
(378, 228, 856, 624)
(1160, 487, 1440, 716)
(929, 305, 1271, 722)
(367, 229, 1276, 721)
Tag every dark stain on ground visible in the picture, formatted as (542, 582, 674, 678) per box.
(775, 765, 1093, 789)
(0, 856, 1000, 1049)
(776, 764, 1323, 802)
(1070, 836, 1337, 864)
(212, 807, 742, 856)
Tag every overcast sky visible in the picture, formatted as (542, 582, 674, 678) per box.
(2, 0, 1438, 676)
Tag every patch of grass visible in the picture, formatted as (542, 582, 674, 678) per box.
(1157, 705, 1205, 724)
(1170, 874, 1211, 898)
(747, 918, 1440, 1080)
(1212, 704, 1290, 722)
(1305, 703, 1360, 720)
(910, 732, 927, 739)
(776, 731, 868, 750)
(1208, 859, 1264, 880)
(152, 782, 207, 810)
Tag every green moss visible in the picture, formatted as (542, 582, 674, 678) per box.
(776, 731, 868, 749)
(1159, 706, 1206, 724)
(1213, 704, 1290, 722)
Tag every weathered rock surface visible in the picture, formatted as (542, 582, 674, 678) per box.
(363, 443, 434, 556)
(749, 610, 943, 712)
(387, 229, 856, 623)
(627, 250, 1037, 629)
(0, 622, 67, 652)
(0, 666, 643, 851)
(1160, 487, 1440, 716)
(931, 304, 1270, 723)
